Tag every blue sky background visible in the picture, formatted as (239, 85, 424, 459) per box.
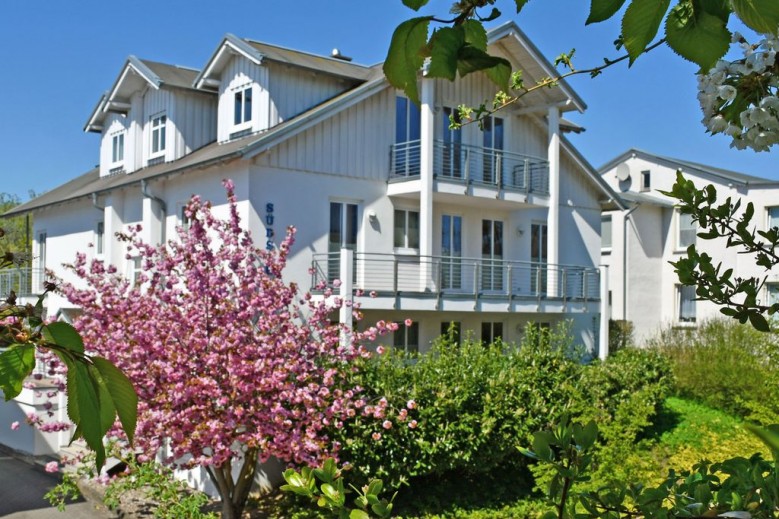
(1, 0, 775, 202)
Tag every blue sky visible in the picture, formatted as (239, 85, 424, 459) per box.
(1, 0, 775, 202)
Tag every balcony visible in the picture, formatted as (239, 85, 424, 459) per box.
(0, 268, 44, 298)
(390, 140, 549, 196)
(311, 253, 599, 313)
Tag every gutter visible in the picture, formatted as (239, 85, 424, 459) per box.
(141, 180, 167, 213)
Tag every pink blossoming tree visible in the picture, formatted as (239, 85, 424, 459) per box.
(58, 181, 390, 518)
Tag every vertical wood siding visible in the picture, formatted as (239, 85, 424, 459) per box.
(174, 91, 217, 155)
(267, 62, 354, 121)
(260, 87, 394, 181)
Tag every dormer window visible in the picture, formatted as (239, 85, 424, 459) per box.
(151, 114, 167, 156)
(111, 132, 125, 164)
(234, 85, 253, 127)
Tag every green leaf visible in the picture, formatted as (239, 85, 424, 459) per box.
(402, 0, 429, 10)
(748, 311, 770, 332)
(384, 17, 432, 105)
(349, 510, 371, 519)
(665, 3, 730, 70)
(428, 27, 465, 81)
(42, 322, 84, 354)
(0, 345, 36, 400)
(746, 423, 779, 456)
(622, 0, 672, 64)
(587, 0, 628, 24)
(88, 364, 116, 435)
(732, 0, 779, 35)
(462, 19, 488, 51)
(92, 357, 137, 444)
(515, 0, 530, 12)
(71, 362, 107, 469)
(456, 45, 511, 91)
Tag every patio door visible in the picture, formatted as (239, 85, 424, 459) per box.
(482, 116, 503, 184)
(442, 107, 462, 179)
(328, 202, 358, 282)
(441, 215, 462, 290)
(530, 223, 547, 295)
(481, 219, 504, 291)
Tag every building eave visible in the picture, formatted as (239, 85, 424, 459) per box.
(194, 34, 264, 90)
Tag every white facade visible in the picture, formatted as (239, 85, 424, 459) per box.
(600, 149, 779, 344)
(3, 24, 622, 461)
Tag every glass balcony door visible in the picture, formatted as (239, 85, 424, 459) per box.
(482, 116, 504, 184)
(441, 215, 462, 290)
(481, 219, 504, 291)
(441, 107, 462, 179)
(530, 223, 547, 295)
(328, 202, 358, 282)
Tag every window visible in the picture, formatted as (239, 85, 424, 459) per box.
(394, 96, 421, 177)
(328, 202, 358, 281)
(767, 284, 779, 313)
(111, 133, 125, 164)
(440, 321, 461, 345)
(768, 207, 779, 230)
(677, 284, 696, 323)
(394, 210, 420, 249)
(677, 211, 696, 249)
(442, 106, 462, 178)
(150, 114, 167, 156)
(482, 116, 504, 183)
(96, 221, 104, 255)
(641, 170, 651, 191)
(481, 322, 503, 345)
(393, 321, 419, 353)
(601, 215, 612, 249)
(233, 85, 253, 126)
(179, 205, 191, 230)
(128, 257, 142, 287)
(36, 231, 47, 271)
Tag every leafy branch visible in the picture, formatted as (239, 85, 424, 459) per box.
(0, 230, 137, 470)
(662, 172, 779, 332)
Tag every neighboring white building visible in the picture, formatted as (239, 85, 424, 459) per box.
(600, 148, 779, 344)
(4, 23, 619, 385)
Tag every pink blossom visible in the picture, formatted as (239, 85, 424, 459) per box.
(406, 399, 417, 410)
(404, 318, 413, 327)
(376, 345, 386, 355)
(332, 279, 342, 288)
(409, 420, 418, 429)
(44, 461, 59, 473)
(370, 290, 378, 298)
(10, 421, 19, 431)
(382, 420, 392, 430)
(372, 432, 382, 441)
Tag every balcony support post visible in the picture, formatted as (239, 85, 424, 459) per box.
(547, 106, 560, 296)
(420, 73, 435, 291)
(339, 248, 354, 348)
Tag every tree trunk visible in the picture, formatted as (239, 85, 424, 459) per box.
(206, 449, 260, 519)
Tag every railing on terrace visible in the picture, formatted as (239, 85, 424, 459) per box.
(311, 253, 599, 302)
(0, 268, 44, 297)
(390, 140, 550, 195)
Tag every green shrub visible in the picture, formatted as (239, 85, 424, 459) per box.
(649, 318, 779, 424)
(333, 323, 582, 490)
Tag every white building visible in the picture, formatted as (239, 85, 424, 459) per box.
(600, 148, 779, 344)
(3, 23, 620, 422)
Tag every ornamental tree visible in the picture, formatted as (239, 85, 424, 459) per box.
(57, 181, 390, 519)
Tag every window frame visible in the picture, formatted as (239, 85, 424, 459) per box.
(393, 208, 420, 252)
(640, 170, 651, 192)
(150, 114, 167, 157)
(601, 214, 612, 250)
(111, 132, 125, 165)
(676, 210, 696, 250)
(480, 321, 504, 345)
(393, 321, 420, 354)
(767, 206, 779, 231)
(96, 221, 105, 256)
(233, 84, 253, 129)
(677, 284, 697, 324)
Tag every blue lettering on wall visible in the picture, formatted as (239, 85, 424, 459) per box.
(265, 202, 275, 250)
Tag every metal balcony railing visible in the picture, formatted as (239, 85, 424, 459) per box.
(312, 253, 599, 302)
(0, 268, 45, 297)
(390, 140, 550, 195)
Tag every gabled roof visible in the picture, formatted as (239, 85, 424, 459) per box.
(194, 34, 373, 90)
(85, 57, 204, 132)
(487, 22, 586, 114)
(559, 135, 627, 211)
(599, 148, 770, 186)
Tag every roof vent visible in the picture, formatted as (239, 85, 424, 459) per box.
(331, 48, 353, 62)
